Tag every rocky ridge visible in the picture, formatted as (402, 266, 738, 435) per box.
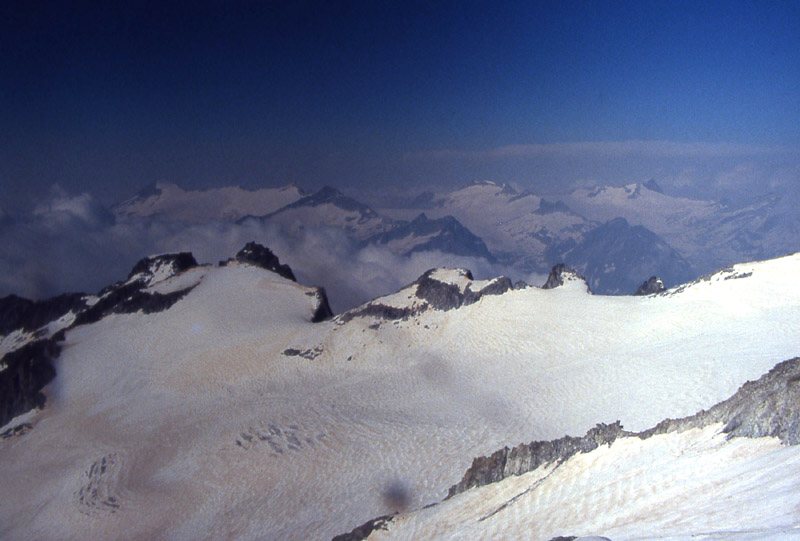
(448, 355, 800, 498)
(0, 243, 322, 428)
(334, 355, 800, 539)
(337, 268, 513, 323)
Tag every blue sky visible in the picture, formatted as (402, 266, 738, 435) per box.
(2, 1, 799, 207)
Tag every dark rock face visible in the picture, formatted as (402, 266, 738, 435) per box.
(447, 422, 627, 498)
(0, 293, 88, 336)
(643, 178, 663, 193)
(337, 303, 419, 324)
(310, 287, 334, 322)
(331, 514, 395, 541)
(73, 284, 196, 327)
(126, 252, 197, 284)
(541, 264, 588, 291)
(0, 338, 60, 427)
(639, 356, 800, 445)
(235, 242, 296, 282)
(634, 276, 666, 295)
(415, 269, 512, 311)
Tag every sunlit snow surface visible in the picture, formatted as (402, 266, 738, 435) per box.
(375, 426, 800, 540)
(1, 254, 800, 539)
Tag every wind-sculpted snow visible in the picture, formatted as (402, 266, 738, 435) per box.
(357, 356, 800, 540)
(1, 251, 800, 540)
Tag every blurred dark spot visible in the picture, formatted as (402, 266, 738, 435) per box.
(382, 479, 411, 511)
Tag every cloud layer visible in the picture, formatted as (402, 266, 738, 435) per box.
(0, 190, 538, 313)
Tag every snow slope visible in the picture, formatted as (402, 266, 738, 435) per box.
(1, 250, 800, 539)
(368, 425, 800, 540)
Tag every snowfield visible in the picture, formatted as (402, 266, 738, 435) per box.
(1, 251, 799, 540)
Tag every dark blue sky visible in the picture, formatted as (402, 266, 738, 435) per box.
(2, 1, 799, 206)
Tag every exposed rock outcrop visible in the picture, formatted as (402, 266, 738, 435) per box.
(415, 269, 512, 311)
(126, 252, 198, 286)
(0, 337, 60, 427)
(638, 356, 800, 444)
(448, 356, 800, 499)
(73, 284, 196, 327)
(447, 422, 627, 498)
(634, 276, 665, 295)
(0, 293, 87, 336)
(308, 288, 334, 322)
(331, 514, 395, 541)
(235, 242, 296, 282)
(338, 269, 512, 323)
(541, 264, 589, 291)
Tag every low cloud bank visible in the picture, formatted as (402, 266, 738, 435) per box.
(0, 190, 540, 313)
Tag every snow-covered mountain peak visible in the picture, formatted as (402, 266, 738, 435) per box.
(366, 213, 495, 261)
(338, 267, 513, 323)
(450, 180, 524, 200)
(257, 186, 393, 240)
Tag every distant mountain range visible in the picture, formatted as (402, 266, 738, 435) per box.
(111, 179, 800, 295)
